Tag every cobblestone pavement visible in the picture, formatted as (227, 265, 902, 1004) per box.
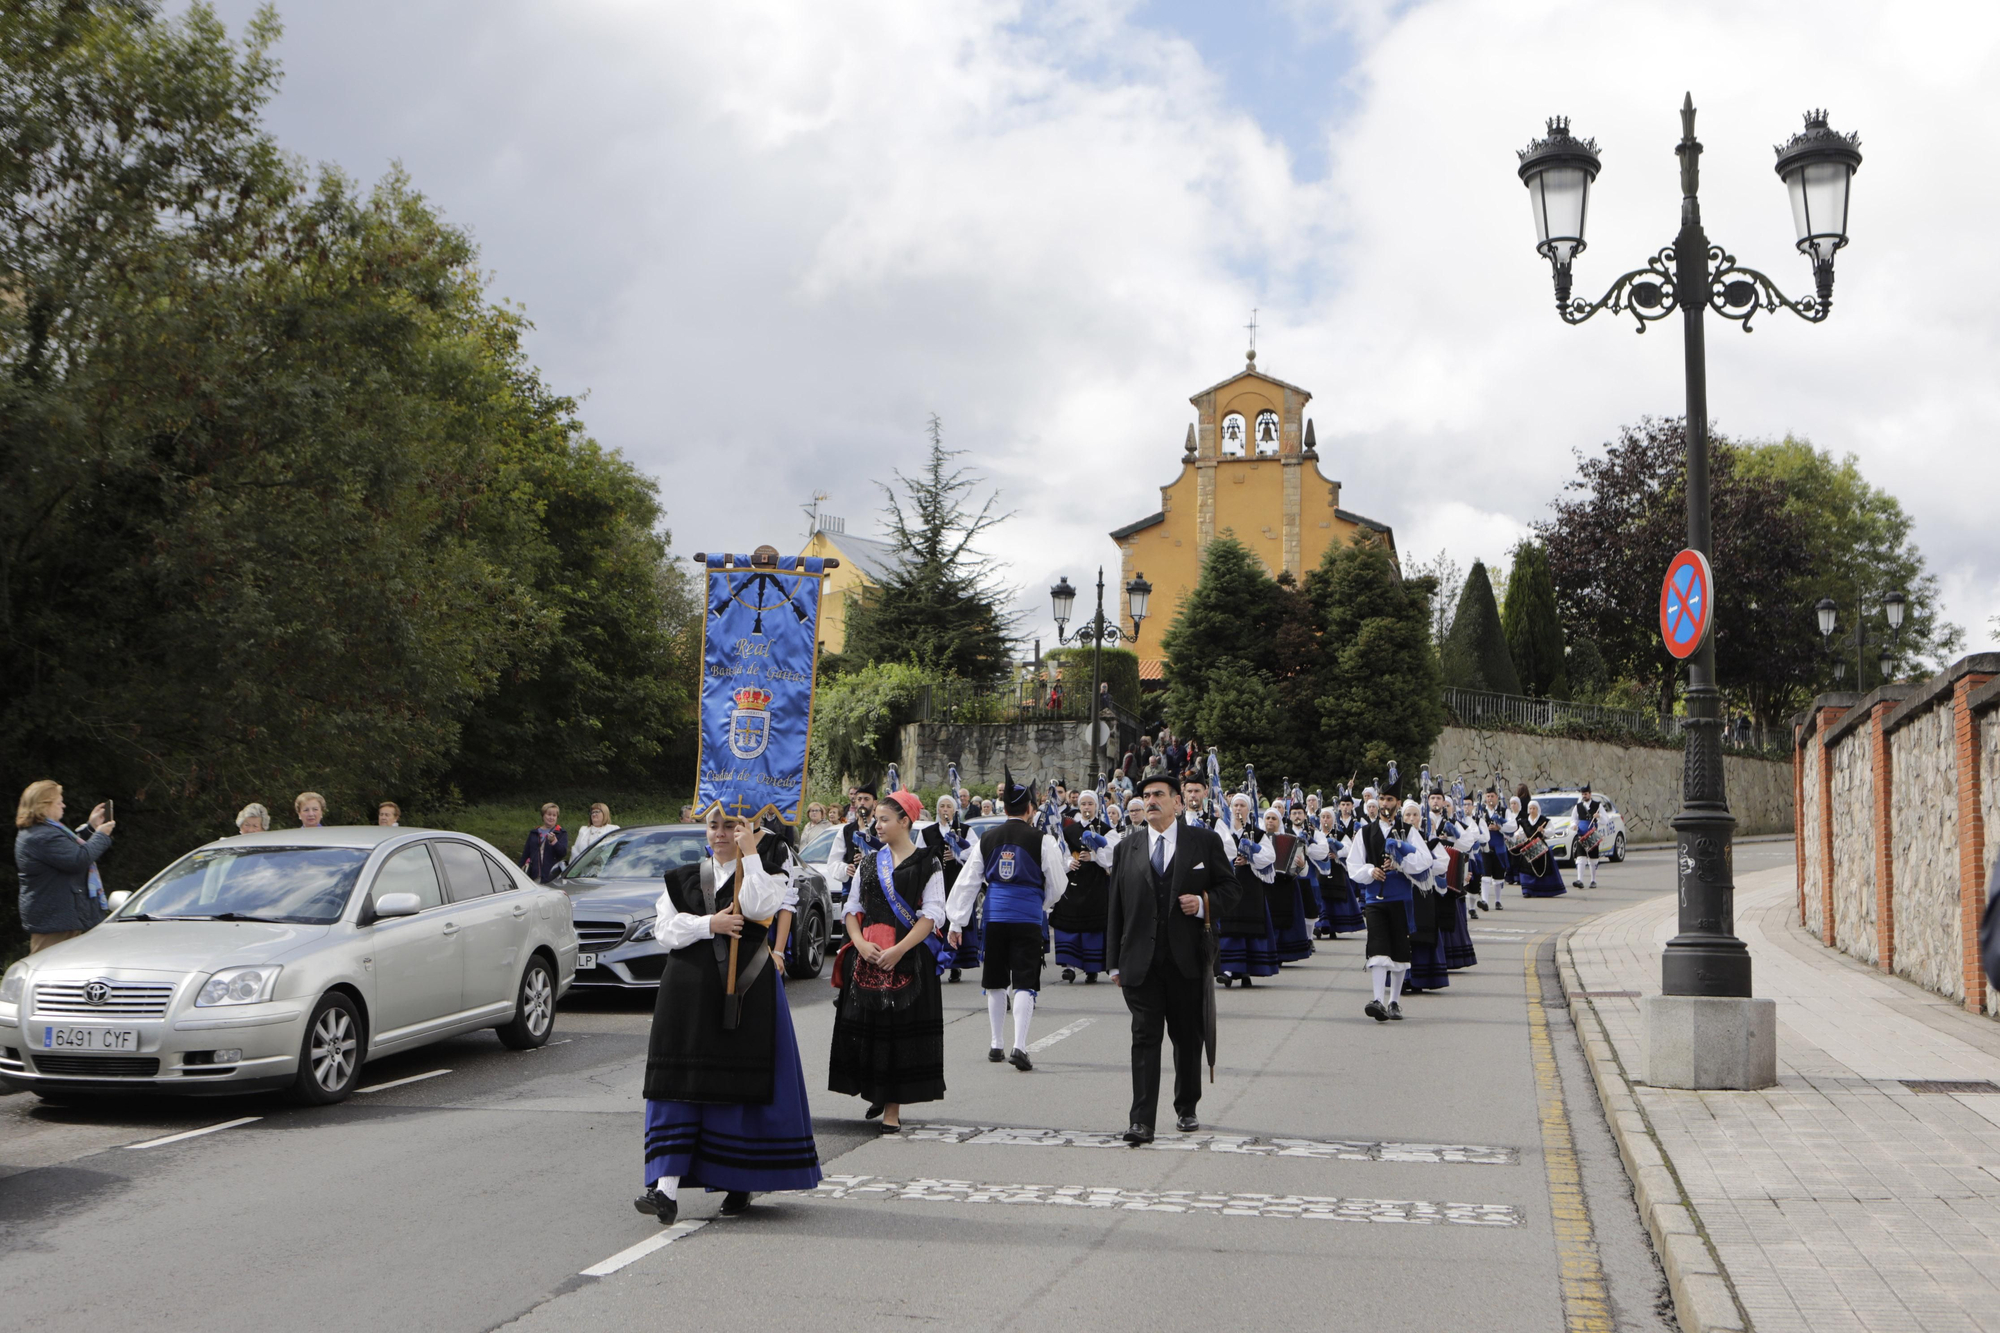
(1565, 865, 2000, 1333)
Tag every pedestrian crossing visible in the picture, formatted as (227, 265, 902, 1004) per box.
(897, 1122, 1517, 1164)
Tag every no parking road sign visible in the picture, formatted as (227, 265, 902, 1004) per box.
(1659, 549, 1713, 660)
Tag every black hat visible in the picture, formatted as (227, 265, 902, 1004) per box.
(1580, 782, 1592, 794)
(1138, 772, 1177, 797)
(854, 783, 878, 798)
(1001, 764, 1034, 813)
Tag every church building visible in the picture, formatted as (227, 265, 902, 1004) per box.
(1110, 349, 1395, 659)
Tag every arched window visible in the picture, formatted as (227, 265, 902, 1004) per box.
(1254, 410, 1281, 455)
(1220, 412, 1246, 457)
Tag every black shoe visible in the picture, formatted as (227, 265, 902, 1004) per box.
(948, 968, 962, 983)
(1572, 879, 1583, 889)
(864, 1101, 884, 1120)
(1365, 1000, 1389, 1022)
(1468, 908, 1479, 919)
(1494, 900, 1504, 910)
(1009, 1048, 1033, 1072)
(1239, 975, 1253, 988)
(1175, 1114, 1199, 1133)
(877, 1119, 902, 1135)
(719, 1190, 751, 1217)
(1216, 974, 1232, 988)
(1061, 967, 1076, 983)
(1388, 1002, 1404, 1020)
(988, 1046, 1005, 1062)
(1123, 1123, 1154, 1145)
(634, 1189, 678, 1225)
(1084, 972, 1098, 984)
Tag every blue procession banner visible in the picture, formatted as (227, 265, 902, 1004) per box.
(694, 549, 833, 824)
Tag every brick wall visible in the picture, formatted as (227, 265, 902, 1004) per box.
(1796, 655, 2000, 1015)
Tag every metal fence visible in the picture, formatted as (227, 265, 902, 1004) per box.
(1441, 687, 1784, 754)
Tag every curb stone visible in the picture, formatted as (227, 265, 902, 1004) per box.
(1556, 927, 1754, 1333)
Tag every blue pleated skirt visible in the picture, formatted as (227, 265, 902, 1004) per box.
(1519, 864, 1567, 897)
(1441, 895, 1478, 969)
(1318, 880, 1365, 936)
(951, 902, 984, 968)
(1052, 928, 1106, 972)
(1219, 904, 1280, 978)
(1403, 933, 1451, 992)
(642, 976, 823, 1193)
(1271, 883, 1314, 963)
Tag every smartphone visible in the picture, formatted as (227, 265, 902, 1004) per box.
(106, 799, 115, 822)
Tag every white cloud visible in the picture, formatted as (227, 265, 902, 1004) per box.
(204, 0, 2000, 654)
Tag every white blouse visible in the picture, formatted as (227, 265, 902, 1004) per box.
(655, 854, 792, 951)
(843, 846, 949, 928)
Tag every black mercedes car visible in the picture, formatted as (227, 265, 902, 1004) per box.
(556, 823, 833, 989)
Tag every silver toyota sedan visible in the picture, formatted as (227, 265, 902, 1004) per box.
(0, 827, 578, 1104)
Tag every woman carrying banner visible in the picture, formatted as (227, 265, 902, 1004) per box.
(635, 812, 821, 1227)
(828, 789, 947, 1132)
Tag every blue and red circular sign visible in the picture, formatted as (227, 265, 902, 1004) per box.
(1659, 549, 1713, 660)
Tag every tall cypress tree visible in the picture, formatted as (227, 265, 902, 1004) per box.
(1502, 540, 1568, 698)
(1441, 559, 1519, 694)
(1305, 537, 1446, 785)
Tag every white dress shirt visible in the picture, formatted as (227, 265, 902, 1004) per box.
(656, 853, 791, 951)
(843, 844, 949, 927)
(945, 828, 1069, 930)
(1345, 820, 1434, 884)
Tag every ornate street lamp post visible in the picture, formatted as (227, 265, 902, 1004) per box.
(1816, 589, 1905, 689)
(1519, 97, 1861, 1087)
(1051, 568, 1151, 779)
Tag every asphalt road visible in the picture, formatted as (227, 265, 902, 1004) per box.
(0, 840, 1796, 1332)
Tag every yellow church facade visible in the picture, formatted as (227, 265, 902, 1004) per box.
(1111, 353, 1394, 641)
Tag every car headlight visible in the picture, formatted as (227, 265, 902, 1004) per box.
(195, 965, 282, 1007)
(629, 917, 656, 943)
(0, 963, 25, 1005)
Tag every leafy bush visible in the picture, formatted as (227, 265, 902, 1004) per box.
(808, 661, 932, 799)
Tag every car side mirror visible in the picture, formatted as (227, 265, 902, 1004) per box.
(372, 892, 422, 920)
(107, 890, 132, 911)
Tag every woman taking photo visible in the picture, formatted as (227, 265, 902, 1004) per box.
(14, 780, 115, 953)
(828, 789, 946, 1132)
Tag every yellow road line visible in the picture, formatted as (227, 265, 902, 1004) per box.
(1525, 940, 1613, 1333)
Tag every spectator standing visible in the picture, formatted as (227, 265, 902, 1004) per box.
(802, 803, 835, 841)
(235, 803, 269, 836)
(377, 801, 400, 827)
(14, 780, 114, 953)
(522, 803, 569, 883)
(572, 803, 621, 860)
(296, 791, 327, 828)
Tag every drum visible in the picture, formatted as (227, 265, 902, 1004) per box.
(1576, 825, 1604, 858)
(1513, 833, 1548, 865)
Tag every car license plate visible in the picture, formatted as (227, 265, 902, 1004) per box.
(41, 1026, 140, 1052)
(576, 953, 596, 971)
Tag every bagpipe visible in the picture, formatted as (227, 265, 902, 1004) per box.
(1206, 747, 1223, 825)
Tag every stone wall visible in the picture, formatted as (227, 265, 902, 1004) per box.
(1830, 722, 1876, 965)
(1890, 705, 1960, 1001)
(898, 721, 1104, 795)
(1424, 726, 1793, 845)
(1801, 740, 1824, 940)
(1795, 655, 2000, 1015)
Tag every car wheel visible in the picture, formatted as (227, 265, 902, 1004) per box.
(793, 905, 827, 981)
(1611, 833, 1627, 863)
(289, 992, 363, 1105)
(497, 956, 556, 1050)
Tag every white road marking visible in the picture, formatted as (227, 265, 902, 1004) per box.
(581, 1220, 709, 1275)
(356, 1069, 451, 1093)
(812, 1174, 1520, 1225)
(899, 1124, 1515, 1164)
(124, 1117, 261, 1150)
(1026, 1018, 1094, 1053)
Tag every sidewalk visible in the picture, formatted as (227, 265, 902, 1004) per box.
(1563, 865, 2000, 1333)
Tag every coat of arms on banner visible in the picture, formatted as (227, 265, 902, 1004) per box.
(997, 848, 1018, 881)
(729, 687, 773, 760)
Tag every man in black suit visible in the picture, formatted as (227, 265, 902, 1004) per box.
(1107, 773, 1240, 1144)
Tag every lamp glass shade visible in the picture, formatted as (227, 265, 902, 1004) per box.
(1815, 598, 1838, 638)
(1883, 589, 1906, 631)
(1834, 659, 1846, 682)
(1527, 166, 1590, 263)
(1126, 574, 1152, 623)
(1050, 577, 1076, 626)
(1785, 161, 1852, 264)
(1879, 653, 1894, 681)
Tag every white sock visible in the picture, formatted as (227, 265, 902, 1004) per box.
(1012, 991, 1036, 1051)
(1369, 965, 1389, 1004)
(648, 1174, 680, 1201)
(1390, 965, 1408, 1000)
(987, 990, 1008, 1049)
(1582, 858, 1597, 886)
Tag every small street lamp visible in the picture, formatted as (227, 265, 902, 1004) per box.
(1816, 589, 1906, 690)
(1520, 95, 1862, 1084)
(1051, 567, 1150, 767)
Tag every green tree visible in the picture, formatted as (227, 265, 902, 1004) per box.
(1441, 560, 1519, 694)
(1502, 540, 1567, 698)
(1160, 537, 1294, 777)
(0, 3, 695, 955)
(842, 415, 1015, 684)
(1305, 537, 1445, 786)
(806, 660, 931, 797)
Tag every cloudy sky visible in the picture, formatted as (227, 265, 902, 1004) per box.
(192, 0, 2000, 657)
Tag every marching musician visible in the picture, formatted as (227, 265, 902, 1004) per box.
(1216, 793, 1278, 988)
(1051, 789, 1115, 984)
(1347, 797, 1432, 1022)
(1573, 783, 1604, 890)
